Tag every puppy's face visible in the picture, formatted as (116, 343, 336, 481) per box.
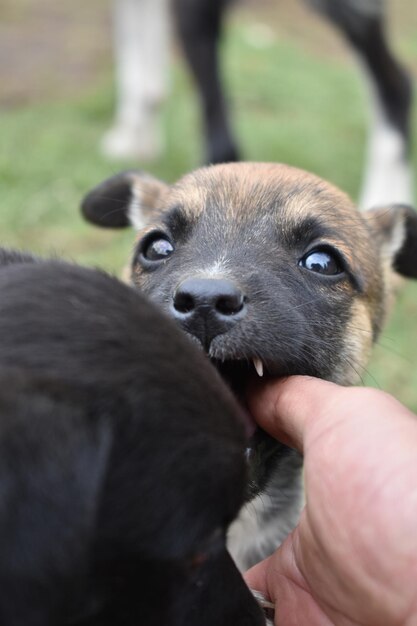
(82, 162, 417, 493)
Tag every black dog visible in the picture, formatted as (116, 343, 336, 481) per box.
(173, 0, 413, 207)
(105, 0, 413, 207)
(0, 250, 265, 626)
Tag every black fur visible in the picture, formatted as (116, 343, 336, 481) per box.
(393, 206, 417, 277)
(173, 0, 239, 164)
(81, 172, 135, 228)
(312, 0, 412, 141)
(0, 251, 264, 626)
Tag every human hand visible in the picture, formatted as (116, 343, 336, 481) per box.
(245, 376, 417, 626)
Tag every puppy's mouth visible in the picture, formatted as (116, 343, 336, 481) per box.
(210, 357, 282, 498)
(210, 357, 264, 394)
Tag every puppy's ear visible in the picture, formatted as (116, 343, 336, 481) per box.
(81, 170, 169, 229)
(364, 204, 417, 278)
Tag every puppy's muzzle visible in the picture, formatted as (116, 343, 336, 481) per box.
(172, 277, 246, 350)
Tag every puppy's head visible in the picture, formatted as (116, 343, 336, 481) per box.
(82, 162, 417, 490)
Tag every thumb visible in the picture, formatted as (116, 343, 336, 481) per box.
(247, 375, 344, 452)
(244, 531, 336, 626)
(244, 525, 306, 598)
(244, 554, 271, 596)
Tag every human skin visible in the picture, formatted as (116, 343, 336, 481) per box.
(245, 376, 417, 626)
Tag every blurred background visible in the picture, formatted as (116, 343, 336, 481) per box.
(0, 0, 416, 408)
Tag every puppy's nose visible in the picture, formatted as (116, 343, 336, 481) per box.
(172, 278, 246, 349)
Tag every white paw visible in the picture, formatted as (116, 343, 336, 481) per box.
(100, 123, 163, 162)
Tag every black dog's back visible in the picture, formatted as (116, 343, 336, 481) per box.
(0, 253, 264, 625)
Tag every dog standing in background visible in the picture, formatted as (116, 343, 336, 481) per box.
(102, 0, 413, 208)
(82, 161, 417, 570)
(0, 251, 265, 625)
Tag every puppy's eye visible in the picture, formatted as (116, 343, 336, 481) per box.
(141, 233, 174, 262)
(299, 249, 343, 275)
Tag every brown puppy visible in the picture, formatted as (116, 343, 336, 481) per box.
(81, 162, 417, 570)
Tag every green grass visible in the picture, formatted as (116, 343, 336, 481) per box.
(1, 13, 416, 409)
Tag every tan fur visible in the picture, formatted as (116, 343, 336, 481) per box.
(335, 299, 375, 385)
(171, 162, 354, 222)
(362, 206, 408, 324)
(128, 163, 399, 371)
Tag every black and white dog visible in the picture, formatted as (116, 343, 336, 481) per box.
(0, 249, 265, 625)
(102, 0, 413, 208)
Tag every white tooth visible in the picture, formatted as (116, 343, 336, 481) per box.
(253, 357, 264, 377)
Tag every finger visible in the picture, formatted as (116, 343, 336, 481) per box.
(245, 535, 337, 626)
(247, 375, 344, 452)
(244, 555, 271, 595)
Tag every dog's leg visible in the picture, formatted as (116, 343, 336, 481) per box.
(307, 0, 413, 208)
(173, 0, 239, 164)
(101, 0, 170, 161)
